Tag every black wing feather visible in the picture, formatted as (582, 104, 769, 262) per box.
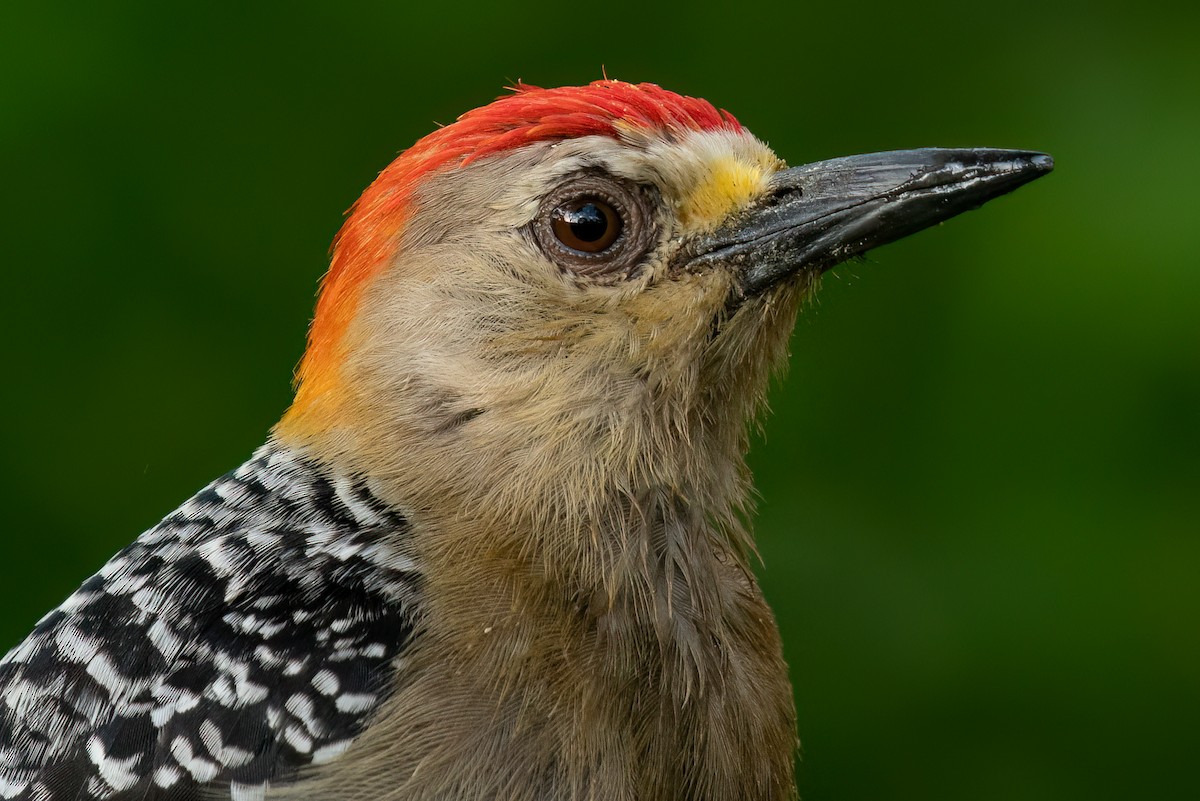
(0, 444, 421, 801)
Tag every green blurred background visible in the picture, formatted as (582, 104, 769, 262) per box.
(1, 1, 1196, 798)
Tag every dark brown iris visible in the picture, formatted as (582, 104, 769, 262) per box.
(532, 173, 657, 279)
(551, 200, 622, 253)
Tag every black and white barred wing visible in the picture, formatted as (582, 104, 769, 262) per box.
(0, 445, 421, 801)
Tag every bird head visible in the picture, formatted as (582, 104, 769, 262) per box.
(275, 80, 1051, 564)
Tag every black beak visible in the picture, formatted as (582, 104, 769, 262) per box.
(680, 148, 1053, 298)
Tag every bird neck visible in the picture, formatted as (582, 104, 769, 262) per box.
(276, 369, 769, 604)
(272, 436, 798, 801)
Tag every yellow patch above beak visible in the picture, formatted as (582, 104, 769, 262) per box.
(677, 155, 772, 232)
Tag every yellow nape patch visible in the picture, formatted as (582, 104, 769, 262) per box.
(678, 156, 770, 232)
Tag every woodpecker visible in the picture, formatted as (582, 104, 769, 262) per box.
(0, 81, 1051, 801)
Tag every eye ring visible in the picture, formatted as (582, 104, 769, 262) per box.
(532, 174, 657, 280)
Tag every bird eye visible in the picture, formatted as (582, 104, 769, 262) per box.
(533, 174, 656, 279)
(551, 200, 621, 253)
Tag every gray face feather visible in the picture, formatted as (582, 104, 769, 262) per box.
(0, 445, 421, 801)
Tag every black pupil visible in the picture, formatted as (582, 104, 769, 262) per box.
(563, 203, 609, 242)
